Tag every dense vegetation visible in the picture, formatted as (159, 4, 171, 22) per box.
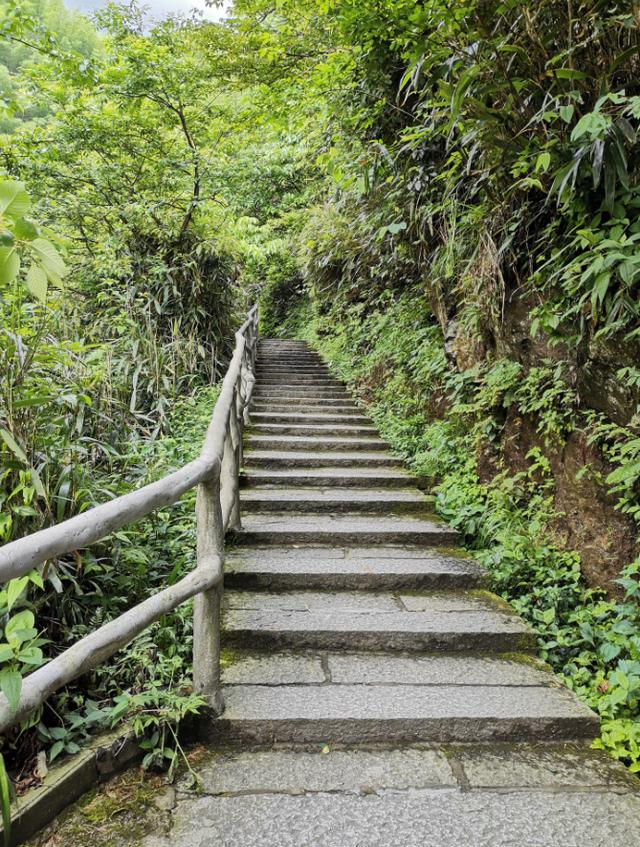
(1, 0, 640, 798)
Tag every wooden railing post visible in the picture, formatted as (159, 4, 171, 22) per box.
(193, 469, 224, 715)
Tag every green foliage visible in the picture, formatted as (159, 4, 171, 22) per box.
(299, 290, 640, 770)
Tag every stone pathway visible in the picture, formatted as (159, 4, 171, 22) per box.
(36, 338, 640, 846)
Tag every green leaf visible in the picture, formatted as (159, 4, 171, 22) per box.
(6, 577, 28, 613)
(559, 104, 574, 124)
(0, 180, 30, 219)
(0, 753, 12, 847)
(0, 246, 20, 286)
(49, 740, 65, 762)
(0, 645, 14, 664)
(25, 264, 48, 302)
(31, 238, 66, 282)
(5, 610, 35, 639)
(13, 218, 38, 241)
(554, 68, 588, 80)
(535, 152, 551, 173)
(0, 428, 28, 464)
(0, 669, 22, 712)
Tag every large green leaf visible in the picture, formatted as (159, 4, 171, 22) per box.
(0, 428, 27, 464)
(0, 246, 20, 286)
(25, 264, 48, 302)
(0, 669, 22, 712)
(31, 238, 66, 282)
(13, 217, 38, 241)
(0, 180, 30, 219)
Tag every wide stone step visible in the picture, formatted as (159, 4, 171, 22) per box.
(249, 423, 379, 437)
(216, 684, 597, 745)
(240, 487, 433, 514)
(222, 649, 555, 687)
(241, 468, 420, 488)
(251, 412, 372, 425)
(245, 435, 389, 452)
(251, 400, 362, 411)
(232, 513, 458, 545)
(222, 589, 530, 652)
(243, 450, 405, 469)
(254, 389, 351, 399)
(256, 377, 341, 385)
(225, 545, 483, 590)
(256, 366, 330, 374)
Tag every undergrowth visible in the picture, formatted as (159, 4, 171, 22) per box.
(300, 295, 640, 771)
(2, 385, 220, 789)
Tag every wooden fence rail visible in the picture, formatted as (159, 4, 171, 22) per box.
(0, 305, 259, 732)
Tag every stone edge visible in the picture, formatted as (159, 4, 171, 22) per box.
(4, 727, 141, 846)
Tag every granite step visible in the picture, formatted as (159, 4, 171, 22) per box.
(251, 412, 372, 425)
(243, 451, 405, 469)
(231, 513, 459, 545)
(255, 367, 331, 374)
(240, 487, 433, 514)
(245, 435, 389, 452)
(249, 423, 379, 437)
(224, 546, 483, 590)
(162, 746, 638, 847)
(215, 684, 598, 745)
(251, 400, 362, 411)
(241, 468, 420, 488)
(222, 589, 530, 653)
(254, 390, 352, 400)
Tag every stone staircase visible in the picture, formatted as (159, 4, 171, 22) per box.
(216, 338, 598, 747)
(143, 339, 640, 847)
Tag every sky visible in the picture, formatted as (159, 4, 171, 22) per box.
(65, 0, 231, 23)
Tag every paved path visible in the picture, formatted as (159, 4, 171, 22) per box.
(154, 338, 640, 846)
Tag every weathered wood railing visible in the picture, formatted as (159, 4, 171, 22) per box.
(0, 305, 259, 732)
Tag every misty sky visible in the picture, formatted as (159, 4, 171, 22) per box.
(64, 0, 231, 23)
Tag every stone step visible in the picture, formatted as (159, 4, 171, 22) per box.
(256, 366, 330, 374)
(241, 469, 420, 488)
(240, 487, 433, 514)
(254, 388, 352, 399)
(251, 399, 361, 411)
(225, 546, 483, 590)
(243, 450, 404, 469)
(256, 374, 344, 392)
(256, 356, 324, 363)
(249, 423, 379, 437)
(256, 378, 341, 386)
(222, 589, 534, 654)
(245, 435, 389, 452)
(222, 650, 553, 687)
(231, 513, 459, 545)
(214, 682, 599, 744)
(251, 412, 371, 425)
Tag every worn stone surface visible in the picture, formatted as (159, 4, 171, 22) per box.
(183, 748, 456, 795)
(222, 652, 326, 685)
(242, 468, 417, 486)
(244, 449, 402, 467)
(147, 789, 640, 847)
(454, 744, 638, 789)
(241, 486, 433, 514)
(225, 546, 484, 589)
(246, 434, 389, 452)
(326, 653, 555, 686)
(233, 513, 459, 545)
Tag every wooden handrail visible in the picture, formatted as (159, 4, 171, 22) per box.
(0, 305, 259, 732)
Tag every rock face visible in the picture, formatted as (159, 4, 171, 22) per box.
(446, 288, 640, 593)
